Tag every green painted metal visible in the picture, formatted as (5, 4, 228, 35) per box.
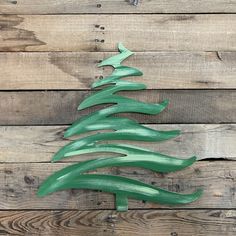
(38, 147, 196, 203)
(79, 80, 147, 110)
(65, 143, 196, 172)
(38, 43, 203, 211)
(92, 66, 142, 88)
(97, 43, 133, 68)
(38, 174, 203, 211)
(52, 142, 194, 171)
(64, 99, 171, 138)
(53, 128, 179, 162)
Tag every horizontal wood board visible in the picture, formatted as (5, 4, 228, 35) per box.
(0, 90, 235, 125)
(0, 161, 235, 210)
(0, 51, 236, 89)
(0, 210, 235, 236)
(0, 14, 235, 51)
(0, 124, 235, 162)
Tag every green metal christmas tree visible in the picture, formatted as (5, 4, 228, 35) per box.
(37, 43, 202, 211)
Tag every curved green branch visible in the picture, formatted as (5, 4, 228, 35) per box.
(54, 128, 179, 162)
(98, 43, 133, 68)
(64, 99, 170, 138)
(92, 66, 142, 88)
(37, 174, 203, 211)
(65, 143, 196, 172)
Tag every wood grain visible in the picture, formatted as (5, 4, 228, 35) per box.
(0, 161, 235, 209)
(1, 51, 236, 89)
(0, 124, 235, 162)
(0, 14, 235, 51)
(0, 1, 235, 236)
(0, 90, 235, 125)
(0, 0, 236, 14)
(0, 210, 235, 236)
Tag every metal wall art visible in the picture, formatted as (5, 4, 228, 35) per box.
(37, 43, 203, 211)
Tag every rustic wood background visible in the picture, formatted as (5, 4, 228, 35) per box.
(0, 0, 236, 235)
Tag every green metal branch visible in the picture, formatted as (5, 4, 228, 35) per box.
(38, 174, 203, 211)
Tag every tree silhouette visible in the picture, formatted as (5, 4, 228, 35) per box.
(37, 43, 202, 211)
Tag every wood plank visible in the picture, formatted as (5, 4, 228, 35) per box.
(0, 124, 235, 162)
(0, 161, 235, 209)
(0, 90, 235, 125)
(0, 14, 235, 52)
(0, 0, 236, 14)
(1, 51, 236, 89)
(0, 210, 235, 236)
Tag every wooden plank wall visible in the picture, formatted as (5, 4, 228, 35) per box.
(0, 0, 235, 235)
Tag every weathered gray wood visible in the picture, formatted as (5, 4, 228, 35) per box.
(0, 90, 235, 125)
(0, 210, 235, 236)
(0, 0, 236, 14)
(0, 161, 235, 209)
(0, 14, 235, 51)
(1, 51, 236, 89)
(0, 125, 235, 162)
